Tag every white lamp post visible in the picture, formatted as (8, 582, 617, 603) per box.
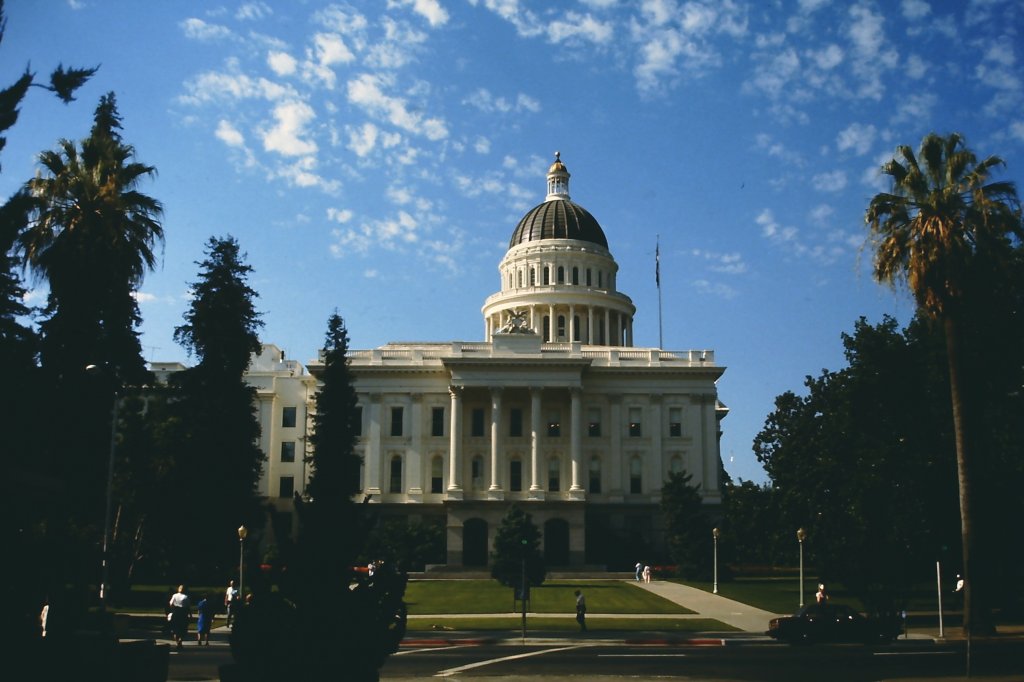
(238, 525, 248, 603)
(796, 527, 807, 607)
(712, 527, 720, 594)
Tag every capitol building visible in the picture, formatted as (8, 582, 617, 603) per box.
(158, 154, 727, 567)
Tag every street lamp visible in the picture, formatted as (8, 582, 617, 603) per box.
(238, 525, 248, 603)
(796, 527, 807, 607)
(712, 527, 720, 594)
(86, 364, 119, 609)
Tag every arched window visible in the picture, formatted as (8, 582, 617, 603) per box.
(548, 457, 561, 491)
(517, 270, 523, 287)
(557, 266, 565, 283)
(510, 458, 523, 492)
(543, 316, 551, 342)
(389, 455, 402, 493)
(557, 315, 566, 339)
(543, 266, 550, 285)
(598, 271, 603, 288)
(431, 456, 444, 494)
(589, 456, 601, 493)
(629, 456, 642, 494)
(670, 455, 684, 476)
(572, 266, 579, 285)
(586, 268, 592, 286)
(573, 315, 581, 342)
(530, 268, 536, 285)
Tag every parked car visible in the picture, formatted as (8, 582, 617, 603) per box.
(767, 603, 900, 645)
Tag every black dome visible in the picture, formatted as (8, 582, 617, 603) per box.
(509, 199, 608, 249)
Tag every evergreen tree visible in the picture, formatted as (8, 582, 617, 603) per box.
(490, 505, 546, 588)
(161, 235, 264, 578)
(229, 311, 407, 681)
(661, 471, 713, 580)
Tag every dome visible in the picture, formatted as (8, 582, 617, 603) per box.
(509, 199, 608, 249)
(508, 152, 609, 249)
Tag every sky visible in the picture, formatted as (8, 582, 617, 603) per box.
(2, 0, 1022, 486)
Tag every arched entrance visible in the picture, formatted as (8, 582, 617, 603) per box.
(544, 518, 570, 566)
(463, 518, 489, 567)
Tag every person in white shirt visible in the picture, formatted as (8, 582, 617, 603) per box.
(168, 585, 191, 649)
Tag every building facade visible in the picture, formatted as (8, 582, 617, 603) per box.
(167, 154, 727, 568)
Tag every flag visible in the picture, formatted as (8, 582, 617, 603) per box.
(655, 240, 660, 288)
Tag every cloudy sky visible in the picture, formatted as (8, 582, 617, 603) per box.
(3, 0, 1022, 485)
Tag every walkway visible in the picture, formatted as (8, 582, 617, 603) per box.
(631, 580, 782, 633)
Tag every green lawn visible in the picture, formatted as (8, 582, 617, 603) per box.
(407, 617, 733, 632)
(404, 580, 693, 615)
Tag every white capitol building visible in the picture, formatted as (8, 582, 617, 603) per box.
(155, 154, 728, 567)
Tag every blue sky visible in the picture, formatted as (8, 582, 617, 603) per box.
(3, 0, 1022, 485)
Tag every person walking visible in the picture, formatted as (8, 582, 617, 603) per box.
(224, 579, 239, 629)
(642, 565, 652, 583)
(168, 585, 191, 650)
(635, 562, 642, 581)
(574, 590, 587, 632)
(195, 594, 213, 645)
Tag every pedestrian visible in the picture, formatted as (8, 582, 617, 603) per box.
(574, 589, 587, 632)
(40, 597, 49, 638)
(642, 565, 651, 583)
(635, 562, 642, 581)
(168, 584, 191, 650)
(196, 594, 213, 646)
(815, 583, 828, 603)
(224, 579, 239, 629)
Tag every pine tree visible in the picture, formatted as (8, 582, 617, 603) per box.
(491, 505, 546, 588)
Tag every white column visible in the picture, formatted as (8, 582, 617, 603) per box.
(366, 395, 382, 496)
(407, 394, 423, 497)
(489, 387, 503, 492)
(447, 386, 463, 496)
(649, 395, 663, 499)
(569, 305, 576, 343)
(604, 311, 611, 347)
(608, 395, 623, 498)
(569, 387, 584, 494)
(548, 304, 555, 341)
(529, 388, 542, 495)
(587, 307, 594, 345)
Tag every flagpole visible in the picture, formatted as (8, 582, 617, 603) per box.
(656, 236, 663, 349)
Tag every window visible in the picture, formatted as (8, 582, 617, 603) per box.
(282, 406, 297, 428)
(431, 407, 445, 437)
(557, 266, 565, 283)
(586, 268, 592, 286)
(510, 459, 522, 492)
(543, 266, 550, 285)
(670, 455, 684, 475)
(431, 457, 443, 494)
(389, 456, 402, 493)
(598, 271, 603, 288)
(279, 475, 294, 499)
(669, 407, 682, 437)
(548, 457, 560, 491)
(572, 267, 579, 285)
(543, 316, 550, 342)
(629, 407, 642, 437)
(518, 270, 523, 287)
(530, 268, 536, 285)
(509, 408, 523, 437)
(471, 408, 485, 437)
(573, 315, 581, 342)
(390, 406, 404, 437)
(547, 410, 561, 437)
(630, 457, 642, 494)
(587, 408, 601, 437)
(557, 315, 566, 339)
(471, 455, 484, 489)
(589, 456, 601, 494)
(280, 441, 295, 463)
(354, 406, 362, 437)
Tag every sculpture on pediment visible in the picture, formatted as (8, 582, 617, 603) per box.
(497, 310, 531, 334)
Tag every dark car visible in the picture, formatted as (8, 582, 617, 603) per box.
(767, 603, 900, 645)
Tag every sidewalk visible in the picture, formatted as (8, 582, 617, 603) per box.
(632, 579, 781, 633)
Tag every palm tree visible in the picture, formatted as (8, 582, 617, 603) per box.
(866, 132, 1023, 634)
(19, 92, 163, 385)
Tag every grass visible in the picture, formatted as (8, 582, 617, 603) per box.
(404, 579, 693, 615)
(407, 617, 734, 632)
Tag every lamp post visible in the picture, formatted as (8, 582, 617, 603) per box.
(712, 527, 720, 594)
(238, 525, 248, 603)
(796, 527, 807, 607)
(86, 364, 119, 609)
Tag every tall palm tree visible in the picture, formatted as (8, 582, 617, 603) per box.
(866, 132, 1023, 634)
(19, 92, 163, 385)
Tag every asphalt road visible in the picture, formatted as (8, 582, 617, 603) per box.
(166, 635, 1024, 681)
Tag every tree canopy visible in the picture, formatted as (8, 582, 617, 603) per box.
(491, 505, 546, 588)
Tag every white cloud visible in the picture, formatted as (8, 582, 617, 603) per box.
(261, 100, 318, 156)
(348, 122, 379, 157)
(267, 51, 298, 76)
(691, 249, 748, 275)
(901, 0, 931, 20)
(1010, 120, 1024, 143)
(548, 12, 613, 45)
(347, 73, 448, 140)
(474, 136, 491, 154)
(179, 68, 297, 105)
(388, 0, 449, 27)
(692, 279, 738, 299)
(807, 44, 844, 70)
(812, 170, 848, 192)
(327, 207, 353, 223)
(215, 119, 245, 147)
(891, 92, 936, 123)
(836, 122, 877, 156)
(236, 2, 272, 21)
(333, 210, 420, 255)
(180, 18, 233, 41)
(754, 133, 805, 167)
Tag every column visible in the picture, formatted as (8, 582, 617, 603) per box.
(569, 305, 576, 343)
(366, 394, 382, 496)
(407, 394, 423, 498)
(648, 395, 663, 500)
(569, 387, 584, 495)
(489, 387, 503, 493)
(587, 307, 594, 345)
(548, 304, 555, 342)
(608, 395, 623, 499)
(447, 386, 463, 497)
(529, 388, 543, 497)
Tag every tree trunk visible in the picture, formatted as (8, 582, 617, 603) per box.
(943, 315, 986, 635)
